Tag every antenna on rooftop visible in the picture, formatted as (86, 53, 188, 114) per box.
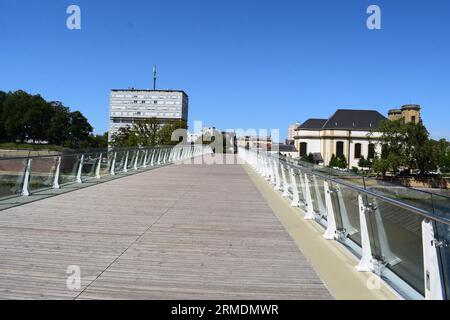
(153, 65, 157, 90)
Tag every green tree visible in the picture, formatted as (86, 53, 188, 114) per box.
(66, 111, 93, 148)
(47, 102, 71, 145)
(2, 90, 32, 142)
(110, 126, 137, 148)
(0, 91, 6, 142)
(300, 153, 315, 164)
(376, 119, 438, 175)
(23, 95, 53, 143)
(157, 120, 188, 145)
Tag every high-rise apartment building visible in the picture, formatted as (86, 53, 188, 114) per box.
(109, 89, 189, 138)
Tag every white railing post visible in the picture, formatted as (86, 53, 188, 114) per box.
(290, 167, 300, 207)
(53, 156, 61, 189)
(356, 194, 374, 272)
(142, 150, 148, 168)
(280, 165, 289, 197)
(304, 173, 315, 220)
(21, 158, 32, 196)
(422, 219, 446, 300)
(95, 153, 102, 179)
(133, 150, 139, 170)
(323, 181, 338, 240)
(157, 149, 162, 164)
(110, 152, 117, 176)
(76, 155, 84, 184)
(269, 159, 276, 185)
(123, 151, 129, 173)
(274, 160, 282, 191)
(150, 149, 155, 166)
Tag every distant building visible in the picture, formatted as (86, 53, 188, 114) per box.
(237, 136, 272, 151)
(272, 144, 298, 158)
(109, 89, 189, 139)
(287, 123, 300, 145)
(293, 105, 423, 169)
(294, 109, 386, 169)
(388, 104, 422, 124)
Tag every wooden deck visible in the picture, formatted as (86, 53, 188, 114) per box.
(0, 157, 332, 300)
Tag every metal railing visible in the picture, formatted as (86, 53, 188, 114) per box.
(0, 145, 212, 201)
(239, 147, 450, 300)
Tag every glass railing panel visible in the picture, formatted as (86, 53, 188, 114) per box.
(114, 151, 126, 173)
(365, 179, 434, 214)
(59, 155, 80, 185)
(28, 157, 58, 192)
(312, 175, 326, 219)
(100, 152, 112, 176)
(330, 182, 361, 246)
(431, 193, 450, 219)
(82, 154, 100, 180)
(435, 221, 450, 299)
(0, 158, 27, 199)
(282, 165, 293, 196)
(365, 195, 425, 295)
(127, 151, 136, 170)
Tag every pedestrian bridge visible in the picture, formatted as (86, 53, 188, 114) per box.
(0, 146, 448, 300)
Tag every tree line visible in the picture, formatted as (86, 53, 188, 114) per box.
(110, 118, 188, 148)
(372, 120, 450, 176)
(0, 90, 107, 149)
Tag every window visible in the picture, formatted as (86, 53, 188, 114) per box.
(299, 142, 307, 157)
(368, 144, 375, 159)
(336, 141, 344, 157)
(354, 143, 362, 159)
(411, 116, 416, 123)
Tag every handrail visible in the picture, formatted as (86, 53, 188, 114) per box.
(290, 155, 450, 201)
(0, 144, 198, 161)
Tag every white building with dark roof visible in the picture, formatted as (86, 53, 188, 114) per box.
(294, 109, 387, 168)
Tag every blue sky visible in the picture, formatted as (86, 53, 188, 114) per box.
(0, 0, 449, 140)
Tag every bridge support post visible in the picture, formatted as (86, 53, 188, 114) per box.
(290, 168, 300, 207)
(323, 181, 337, 240)
(21, 158, 32, 196)
(53, 156, 61, 189)
(304, 173, 315, 220)
(123, 152, 129, 173)
(110, 152, 117, 176)
(422, 219, 446, 300)
(356, 194, 374, 272)
(96, 153, 102, 179)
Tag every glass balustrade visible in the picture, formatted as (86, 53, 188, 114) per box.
(0, 158, 28, 199)
(0, 146, 210, 202)
(364, 194, 425, 295)
(28, 156, 58, 192)
(239, 147, 450, 299)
